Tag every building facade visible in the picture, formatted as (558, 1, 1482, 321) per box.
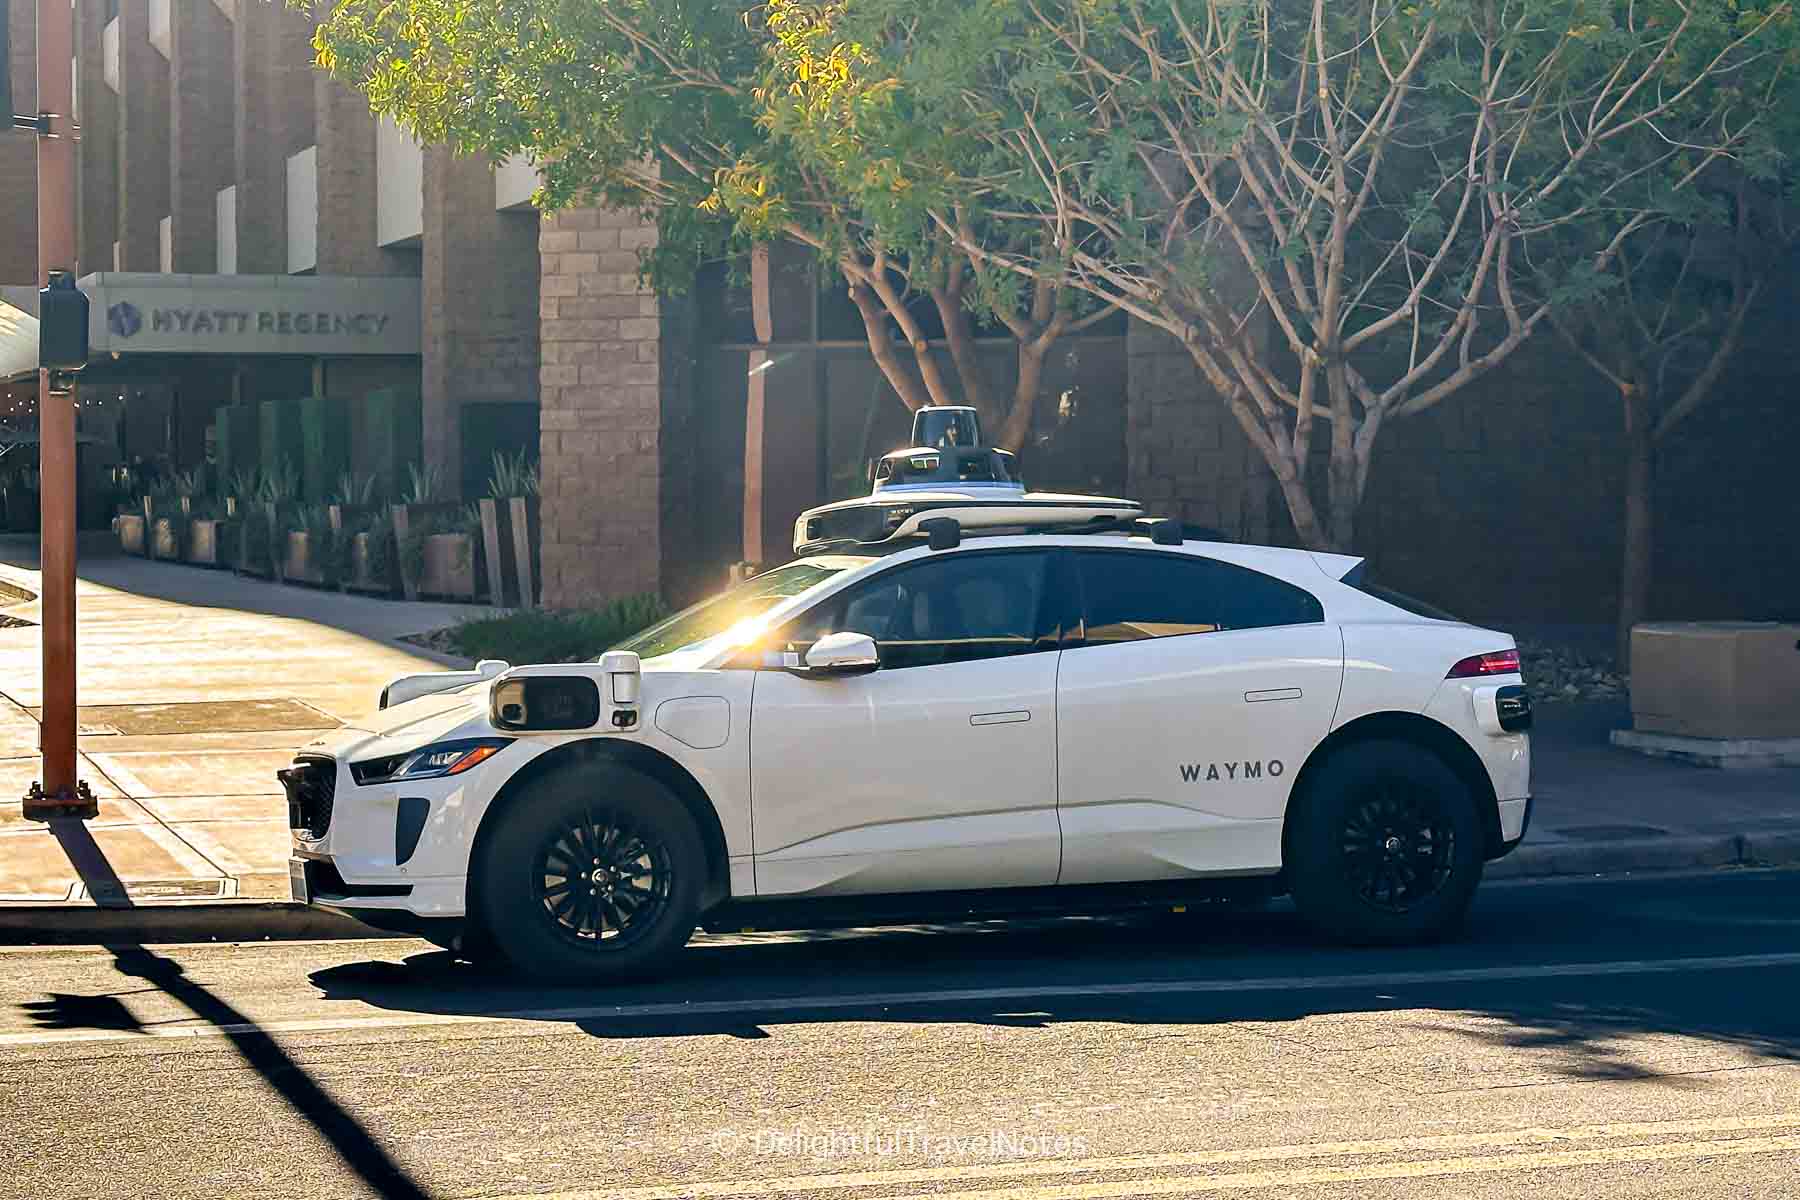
(3, 0, 1795, 627)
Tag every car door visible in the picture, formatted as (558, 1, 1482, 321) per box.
(749, 548, 1067, 898)
(1055, 548, 1343, 885)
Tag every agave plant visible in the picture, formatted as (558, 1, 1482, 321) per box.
(257, 460, 299, 507)
(332, 471, 378, 508)
(402, 462, 441, 505)
(225, 467, 261, 504)
(487, 449, 540, 500)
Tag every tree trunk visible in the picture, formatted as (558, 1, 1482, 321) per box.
(847, 282, 931, 412)
(930, 285, 993, 422)
(1618, 385, 1655, 668)
(996, 335, 1050, 455)
(1273, 466, 1331, 551)
(1324, 361, 1357, 552)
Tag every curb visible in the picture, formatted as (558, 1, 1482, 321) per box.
(5, 832, 1800, 945)
(1486, 831, 1800, 880)
(0, 901, 405, 946)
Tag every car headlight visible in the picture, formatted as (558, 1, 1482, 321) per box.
(349, 738, 512, 785)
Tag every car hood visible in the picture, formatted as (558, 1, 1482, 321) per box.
(300, 687, 491, 763)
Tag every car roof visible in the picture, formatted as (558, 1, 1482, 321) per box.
(801, 533, 1358, 594)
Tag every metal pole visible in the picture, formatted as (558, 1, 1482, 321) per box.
(23, 0, 92, 820)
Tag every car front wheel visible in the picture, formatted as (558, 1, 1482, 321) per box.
(473, 762, 703, 980)
(1286, 740, 1484, 945)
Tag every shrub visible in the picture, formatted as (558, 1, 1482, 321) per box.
(443, 595, 668, 665)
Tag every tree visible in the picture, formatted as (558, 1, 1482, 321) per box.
(312, 0, 1110, 452)
(768, 0, 1795, 549)
(1551, 175, 1799, 661)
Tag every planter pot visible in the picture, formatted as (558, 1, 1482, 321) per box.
(186, 519, 226, 566)
(150, 516, 182, 561)
(419, 533, 476, 600)
(284, 531, 327, 587)
(347, 531, 396, 595)
(116, 513, 147, 556)
(235, 515, 276, 579)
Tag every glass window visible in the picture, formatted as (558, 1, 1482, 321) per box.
(616, 560, 860, 660)
(1075, 551, 1323, 644)
(773, 551, 1057, 670)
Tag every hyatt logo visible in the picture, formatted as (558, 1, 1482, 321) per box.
(107, 301, 143, 338)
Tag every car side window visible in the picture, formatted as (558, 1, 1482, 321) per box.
(772, 551, 1058, 670)
(1074, 550, 1323, 645)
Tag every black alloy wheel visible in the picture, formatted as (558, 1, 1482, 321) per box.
(534, 808, 674, 949)
(1337, 782, 1456, 913)
(473, 762, 704, 980)
(1286, 739, 1483, 945)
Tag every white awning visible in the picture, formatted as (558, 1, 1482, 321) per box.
(0, 300, 38, 384)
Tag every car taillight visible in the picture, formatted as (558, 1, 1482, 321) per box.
(1447, 649, 1521, 678)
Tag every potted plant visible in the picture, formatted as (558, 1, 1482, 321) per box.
(479, 449, 541, 608)
(282, 503, 332, 587)
(184, 491, 229, 567)
(142, 483, 180, 560)
(236, 463, 295, 580)
(345, 510, 397, 595)
(113, 466, 147, 555)
(326, 473, 377, 592)
(394, 465, 482, 601)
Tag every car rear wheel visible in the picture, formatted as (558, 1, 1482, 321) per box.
(473, 762, 703, 980)
(1286, 740, 1484, 945)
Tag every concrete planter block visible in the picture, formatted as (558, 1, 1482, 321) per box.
(347, 532, 397, 595)
(509, 496, 538, 609)
(150, 517, 182, 561)
(284, 531, 327, 587)
(186, 519, 224, 567)
(116, 513, 147, 556)
(419, 533, 476, 601)
(1611, 728, 1800, 769)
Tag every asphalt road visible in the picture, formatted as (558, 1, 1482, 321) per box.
(4, 869, 1800, 1200)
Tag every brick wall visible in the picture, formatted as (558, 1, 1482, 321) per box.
(1, 0, 38, 284)
(116, 0, 170, 272)
(537, 205, 664, 607)
(232, 0, 314, 274)
(169, 0, 233, 272)
(420, 147, 541, 497)
(76, 0, 117, 276)
(313, 71, 415, 277)
(1124, 317, 1276, 544)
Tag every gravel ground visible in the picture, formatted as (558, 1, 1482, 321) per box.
(1518, 637, 1628, 704)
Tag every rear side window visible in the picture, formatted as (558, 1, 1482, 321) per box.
(1350, 581, 1463, 623)
(1074, 551, 1324, 644)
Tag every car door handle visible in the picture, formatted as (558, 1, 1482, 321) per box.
(970, 710, 1031, 726)
(1245, 688, 1303, 703)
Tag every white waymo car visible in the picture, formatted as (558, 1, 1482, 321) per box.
(284, 500, 1532, 979)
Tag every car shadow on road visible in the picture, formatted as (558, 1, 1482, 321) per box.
(303, 898, 1800, 1088)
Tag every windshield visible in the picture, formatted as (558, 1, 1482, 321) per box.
(613, 560, 857, 660)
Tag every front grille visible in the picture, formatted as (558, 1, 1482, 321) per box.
(280, 756, 336, 839)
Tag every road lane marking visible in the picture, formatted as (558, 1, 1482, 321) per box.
(5, 950, 1800, 1049)
(470, 1115, 1800, 1200)
(502, 1132, 1800, 1200)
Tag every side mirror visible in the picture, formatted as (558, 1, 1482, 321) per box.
(800, 631, 880, 677)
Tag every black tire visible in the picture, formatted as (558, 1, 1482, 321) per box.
(1286, 739, 1484, 945)
(472, 762, 704, 980)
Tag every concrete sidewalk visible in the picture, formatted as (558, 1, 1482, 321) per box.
(0, 536, 474, 924)
(1, 537, 1796, 942)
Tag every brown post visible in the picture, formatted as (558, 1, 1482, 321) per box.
(24, 0, 93, 819)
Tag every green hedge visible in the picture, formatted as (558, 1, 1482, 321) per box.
(443, 595, 668, 665)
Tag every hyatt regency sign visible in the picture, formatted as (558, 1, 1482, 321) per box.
(79, 272, 423, 358)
